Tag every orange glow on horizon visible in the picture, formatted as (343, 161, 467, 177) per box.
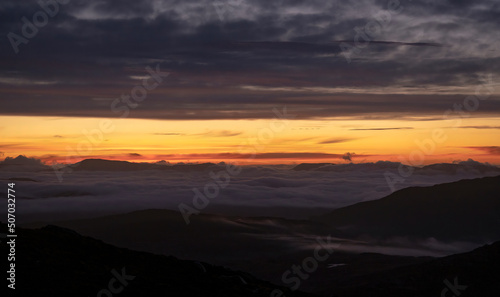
(1, 115, 500, 166)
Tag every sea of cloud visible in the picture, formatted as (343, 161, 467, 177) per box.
(1, 156, 499, 223)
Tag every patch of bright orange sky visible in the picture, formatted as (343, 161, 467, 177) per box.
(1, 115, 499, 165)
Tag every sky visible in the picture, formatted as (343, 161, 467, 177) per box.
(1, 0, 500, 164)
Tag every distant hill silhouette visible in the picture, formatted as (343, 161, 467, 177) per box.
(71, 159, 219, 171)
(292, 161, 500, 174)
(292, 163, 333, 171)
(317, 175, 500, 242)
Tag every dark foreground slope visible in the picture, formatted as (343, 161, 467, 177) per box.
(328, 241, 500, 297)
(31, 210, 433, 295)
(6, 222, 500, 297)
(317, 175, 500, 242)
(4, 223, 311, 297)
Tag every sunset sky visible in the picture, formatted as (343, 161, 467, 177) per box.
(1, 0, 499, 165)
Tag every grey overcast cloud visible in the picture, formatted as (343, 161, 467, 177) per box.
(1, 0, 500, 120)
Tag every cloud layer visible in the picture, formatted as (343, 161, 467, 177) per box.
(0, 0, 499, 120)
(2, 157, 499, 223)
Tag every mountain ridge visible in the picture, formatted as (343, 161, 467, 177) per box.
(316, 175, 500, 242)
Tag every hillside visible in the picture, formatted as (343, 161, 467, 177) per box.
(317, 175, 500, 242)
(5, 223, 311, 297)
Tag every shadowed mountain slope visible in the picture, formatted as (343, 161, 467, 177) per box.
(317, 175, 500, 242)
(6, 223, 312, 297)
(327, 241, 500, 297)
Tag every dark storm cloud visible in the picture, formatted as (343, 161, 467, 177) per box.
(0, 0, 499, 120)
